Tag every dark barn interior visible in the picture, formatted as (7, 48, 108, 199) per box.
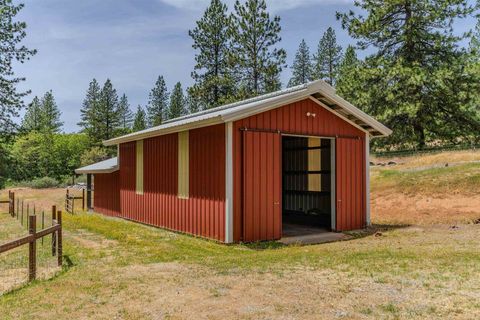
(282, 136, 332, 232)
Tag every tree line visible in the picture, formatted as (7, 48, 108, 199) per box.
(1, 0, 480, 187)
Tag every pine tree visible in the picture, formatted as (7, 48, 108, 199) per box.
(189, 0, 235, 109)
(147, 75, 169, 127)
(229, 0, 286, 96)
(336, 45, 361, 103)
(186, 88, 200, 114)
(78, 79, 101, 142)
(338, 0, 480, 148)
(39, 90, 62, 133)
(313, 27, 342, 85)
(97, 79, 120, 141)
(118, 93, 133, 130)
(167, 82, 186, 120)
(470, 19, 480, 57)
(288, 39, 313, 87)
(21, 96, 42, 132)
(0, 0, 36, 136)
(132, 105, 147, 132)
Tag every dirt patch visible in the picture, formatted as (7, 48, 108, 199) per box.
(371, 192, 480, 226)
(67, 229, 118, 249)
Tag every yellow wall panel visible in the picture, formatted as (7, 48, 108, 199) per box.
(308, 137, 322, 191)
(178, 131, 189, 199)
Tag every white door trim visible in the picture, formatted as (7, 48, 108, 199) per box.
(225, 122, 234, 243)
(365, 133, 371, 226)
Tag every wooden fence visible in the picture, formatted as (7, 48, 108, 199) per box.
(0, 190, 15, 217)
(65, 188, 85, 214)
(1, 192, 63, 283)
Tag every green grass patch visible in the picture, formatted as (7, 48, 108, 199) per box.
(371, 162, 480, 194)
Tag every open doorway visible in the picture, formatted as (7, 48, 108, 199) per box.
(282, 135, 334, 236)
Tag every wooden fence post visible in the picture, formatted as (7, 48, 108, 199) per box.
(82, 188, 85, 211)
(57, 210, 62, 267)
(52, 206, 57, 256)
(28, 215, 36, 281)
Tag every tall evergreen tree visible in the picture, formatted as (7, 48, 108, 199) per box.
(21, 96, 42, 132)
(288, 39, 314, 87)
(132, 105, 147, 132)
(313, 27, 342, 85)
(147, 75, 169, 127)
(229, 0, 286, 97)
(470, 18, 480, 57)
(78, 79, 101, 142)
(336, 45, 361, 103)
(186, 89, 200, 114)
(0, 0, 36, 137)
(338, 0, 480, 148)
(167, 82, 186, 120)
(189, 0, 234, 109)
(39, 90, 62, 133)
(118, 93, 133, 130)
(97, 79, 120, 141)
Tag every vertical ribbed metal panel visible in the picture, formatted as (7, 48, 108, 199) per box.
(93, 172, 120, 216)
(233, 98, 366, 241)
(117, 124, 226, 241)
(335, 137, 366, 230)
(242, 131, 282, 242)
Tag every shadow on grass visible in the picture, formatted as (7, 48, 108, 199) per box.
(242, 241, 287, 250)
(241, 224, 412, 249)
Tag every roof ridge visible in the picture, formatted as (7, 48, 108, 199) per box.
(162, 82, 313, 125)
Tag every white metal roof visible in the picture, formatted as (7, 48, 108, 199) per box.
(104, 80, 392, 146)
(75, 157, 118, 174)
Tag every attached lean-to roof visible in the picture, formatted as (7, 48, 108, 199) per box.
(104, 80, 392, 146)
(75, 157, 118, 174)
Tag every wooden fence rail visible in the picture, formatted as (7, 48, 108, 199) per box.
(65, 188, 85, 213)
(1, 192, 62, 283)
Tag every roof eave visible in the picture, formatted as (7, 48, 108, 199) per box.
(103, 116, 224, 146)
(75, 167, 119, 175)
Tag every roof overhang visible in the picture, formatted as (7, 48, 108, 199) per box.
(103, 80, 392, 146)
(75, 157, 118, 174)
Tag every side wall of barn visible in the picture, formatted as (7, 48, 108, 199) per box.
(118, 124, 226, 241)
(93, 171, 121, 216)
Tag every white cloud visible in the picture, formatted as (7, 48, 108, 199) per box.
(160, 0, 349, 13)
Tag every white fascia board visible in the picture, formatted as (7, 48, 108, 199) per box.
(308, 97, 371, 135)
(318, 90, 392, 137)
(75, 167, 118, 174)
(104, 116, 223, 146)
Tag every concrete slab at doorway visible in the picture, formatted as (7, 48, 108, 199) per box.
(279, 223, 350, 245)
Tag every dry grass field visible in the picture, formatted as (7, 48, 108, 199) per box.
(0, 150, 479, 320)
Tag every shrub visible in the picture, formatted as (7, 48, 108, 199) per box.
(19, 177, 60, 189)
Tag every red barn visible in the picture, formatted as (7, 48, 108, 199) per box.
(76, 81, 391, 243)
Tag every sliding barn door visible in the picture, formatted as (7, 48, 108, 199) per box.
(242, 131, 282, 242)
(335, 137, 366, 231)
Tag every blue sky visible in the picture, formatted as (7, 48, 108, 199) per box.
(14, 0, 476, 132)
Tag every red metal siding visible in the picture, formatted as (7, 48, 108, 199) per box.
(335, 137, 366, 230)
(94, 172, 120, 216)
(242, 131, 282, 242)
(119, 124, 226, 241)
(233, 98, 366, 241)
